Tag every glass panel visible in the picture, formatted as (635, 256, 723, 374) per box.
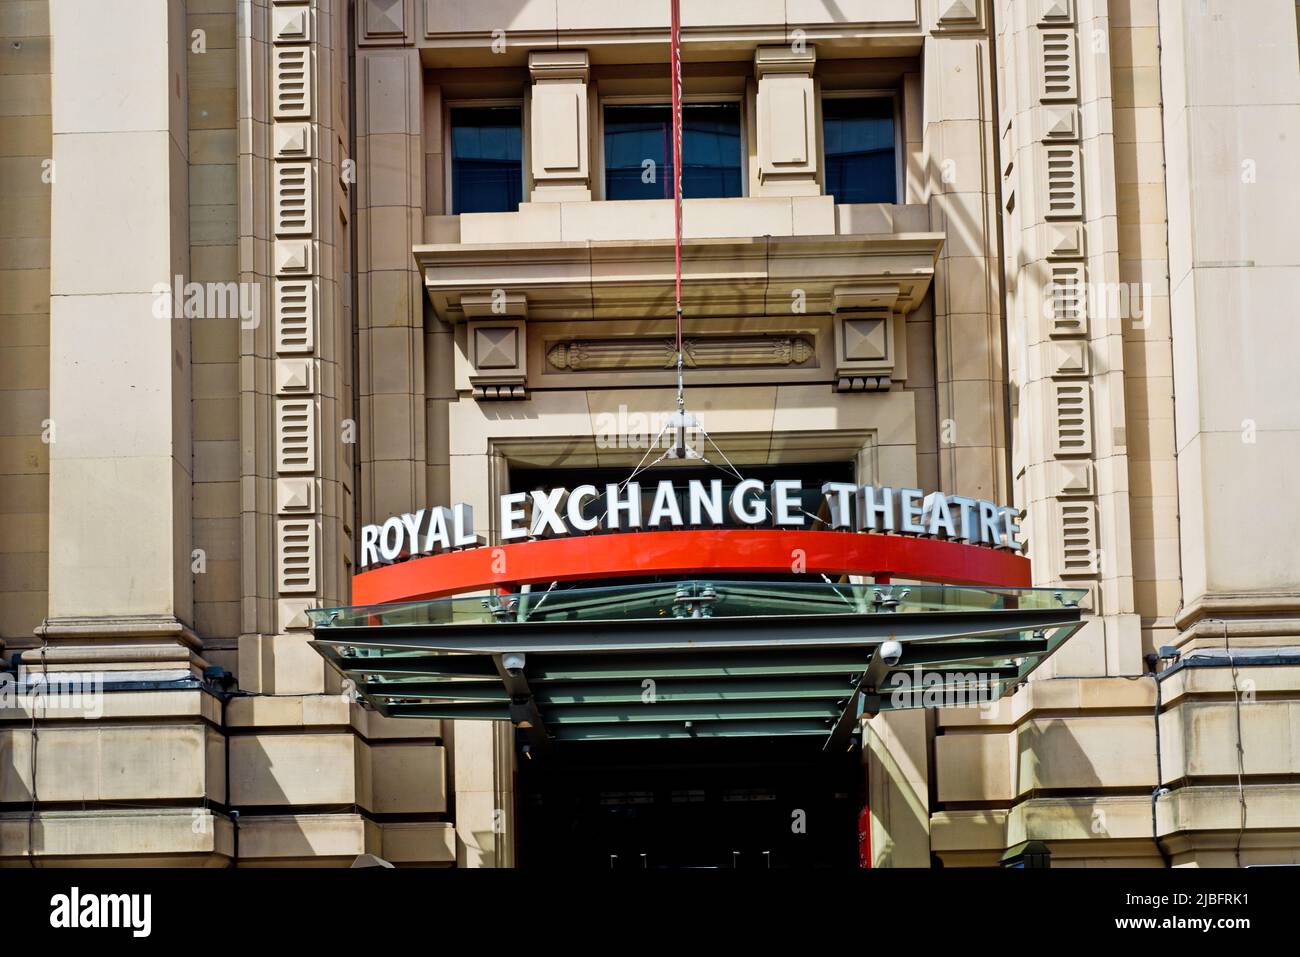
(822, 97, 896, 204)
(603, 103, 743, 201)
(450, 106, 522, 214)
(310, 581, 1089, 629)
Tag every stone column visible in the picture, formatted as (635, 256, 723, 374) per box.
(1111, 0, 1182, 660)
(1158, 0, 1300, 640)
(45, 0, 194, 652)
(0, 0, 52, 655)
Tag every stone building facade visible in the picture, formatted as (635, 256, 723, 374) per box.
(0, 0, 1298, 866)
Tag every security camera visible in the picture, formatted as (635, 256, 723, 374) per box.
(879, 640, 903, 667)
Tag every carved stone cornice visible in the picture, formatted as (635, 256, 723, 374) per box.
(414, 233, 944, 324)
(546, 334, 815, 372)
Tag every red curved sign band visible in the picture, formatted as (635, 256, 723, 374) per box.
(350, 529, 1031, 605)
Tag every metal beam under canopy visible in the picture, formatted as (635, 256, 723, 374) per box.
(308, 580, 1084, 747)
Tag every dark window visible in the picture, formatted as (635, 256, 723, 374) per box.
(450, 106, 522, 214)
(822, 97, 897, 204)
(603, 102, 743, 201)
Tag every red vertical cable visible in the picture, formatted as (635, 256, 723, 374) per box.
(670, 0, 683, 360)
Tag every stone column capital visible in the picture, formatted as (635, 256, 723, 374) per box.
(528, 49, 591, 83)
(753, 44, 816, 79)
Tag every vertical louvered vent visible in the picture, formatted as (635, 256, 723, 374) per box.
(1049, 262, 1086, 335)
(1040, 31, 1077, 101)
(1053, 381, 1092, 456)
(275, 162, 312, 235)
(275, 280, 314, 353)
(1044, 146, 1082, 218)
(277, 519, 317, 593)
(1060, 501, 1098, 577)
(276, 398, 315, 472)
(274, 47, 311, 119)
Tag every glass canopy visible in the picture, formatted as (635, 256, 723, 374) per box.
(308, 580, 1086, 746)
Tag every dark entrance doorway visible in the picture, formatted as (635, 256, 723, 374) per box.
(517, 737, 863, 869)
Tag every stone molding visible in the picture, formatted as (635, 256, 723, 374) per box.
(36, 615, 202, 648)
(416, 234, 943, 324)
(545, 333, 815, 372)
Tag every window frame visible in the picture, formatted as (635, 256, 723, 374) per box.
(596, 93, 749, 202)
(819, 89, 904, 206)
(443, 97, 528, 215)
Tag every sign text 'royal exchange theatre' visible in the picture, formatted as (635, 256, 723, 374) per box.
(359, 480, 1024, 568)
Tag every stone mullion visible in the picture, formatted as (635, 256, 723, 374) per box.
(44, 0, 196, 656)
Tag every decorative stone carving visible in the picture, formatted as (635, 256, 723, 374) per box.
(272, 5, 310, 43)
(475, 326, 520, 369)
(840, 315, 890, 362)
(1039, 0, 1074, 25)
(275, 357, 314, 394)
(472, 384, 526, 400)
(830, 284, 904, 391)
(1044, 222, 1084, 259)
(468, 318, 528, 399)
(545, 334, 815, 372)
(277, 598, 317, 631)
(274, 123, 311, 158)
(1056, 460, 1093, 496)
(1051, 340, 1088, 377)
(1040, 105, 1078, 142)
(360, 0, 409, 44)
(277, 477, 315, 513)
(833, 309, 895, 377)
(937, 0, 980, 26)
(836, 375, 892, 394)
(274, 239, 311, 275)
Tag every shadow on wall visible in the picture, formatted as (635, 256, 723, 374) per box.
(1017, 716, 1112, 840)
(867, 710, 931, 867)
